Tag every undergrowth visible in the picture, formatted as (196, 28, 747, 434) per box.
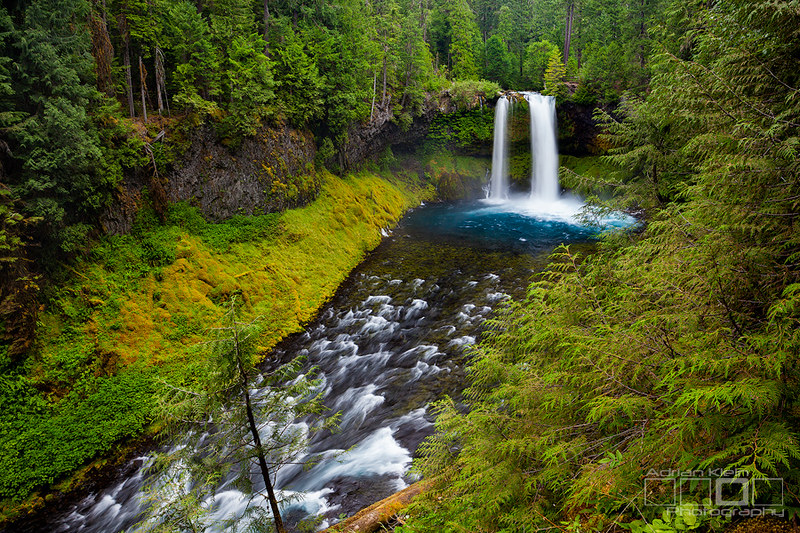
(0, 170, 426, 516)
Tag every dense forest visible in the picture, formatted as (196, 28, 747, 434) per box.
(404, 0, 800, 531)
(1, 0, 798, 529)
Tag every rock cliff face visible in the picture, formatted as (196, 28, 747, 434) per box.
(101, 124, 318, 234)
(168, 125, 318, 221)
(101, 100, 445, 235)
(339, 95, 450, 171)
(100, 96, 606, 235)
(557, 101, 608, 156)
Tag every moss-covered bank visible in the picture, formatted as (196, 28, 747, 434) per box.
(0, 170, 433, 524)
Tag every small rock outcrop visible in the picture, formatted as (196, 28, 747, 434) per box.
(102, 123, 318, 234)
(339, 96, 443, 171)
(168, 125, 318, 222)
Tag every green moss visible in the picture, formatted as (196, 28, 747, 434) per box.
(427, 109, 495, 150)
(0, 170, 425, 511)
(416, 151, 490, 201)
(508, 148, 531, 188)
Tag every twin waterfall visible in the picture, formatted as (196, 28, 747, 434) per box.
(488, 92, 559, 202)
(489, 96, 510, 200)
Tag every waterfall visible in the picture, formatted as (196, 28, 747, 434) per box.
(524, 92, 559, 202)
(488, 96, 510, 200)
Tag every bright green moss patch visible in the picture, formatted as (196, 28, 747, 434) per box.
(0, 170, 424, 509)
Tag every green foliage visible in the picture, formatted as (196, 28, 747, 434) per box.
(272, 19, 324, 126)
(0, 371, 155, 500)
(0, 172, 419, 509)
(590, 94, 694, 210)
(136, 300, 334, 532)
(166, 203, 282, 252)
(622, 501, 729, 532)
(447, 79, 501, 109)
(446, 0, 481, 80)
(523, 40, 559, 91)
(578, 41, 631, 102)
(162, 1, 221, 116)
(428, 108, 494, 149)
(404, 0, 800, 531)
(0, 0, 675, 516)
(0, 189, 40, 366)
(543, 50, 568, 101)
(482, 34, 512, 88)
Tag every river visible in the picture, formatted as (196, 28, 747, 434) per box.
(45, 198, 611, 532)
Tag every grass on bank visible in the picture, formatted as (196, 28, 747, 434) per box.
(0, 170, 431, 519)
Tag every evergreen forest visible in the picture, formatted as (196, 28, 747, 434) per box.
(0, 0, 798, 530)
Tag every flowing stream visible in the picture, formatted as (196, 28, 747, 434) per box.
(35, 94, 635, 533)
(41, 199, 612, 533)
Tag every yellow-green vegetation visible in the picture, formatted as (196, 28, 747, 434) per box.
(0, 171, 430, 517)
(45, 172, 417, 368)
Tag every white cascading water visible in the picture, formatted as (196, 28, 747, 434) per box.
(488, 96, 510, 200)
(524, 92, 559, 202)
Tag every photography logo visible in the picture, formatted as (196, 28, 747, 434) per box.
(644, 469, 785, 518)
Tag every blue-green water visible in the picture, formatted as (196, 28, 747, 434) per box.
(401, 198, 634, 253)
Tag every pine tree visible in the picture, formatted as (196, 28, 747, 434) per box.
(542, 49, 568, 99)
(271, 19, 323, 126)
(3, 0, 118, 251)
(523, 40, 558, 90)
(161, 0, 221, 116)
(138, 298, 335, 533)
(482, 34, 512, 87)
(448, 0, 480, 80)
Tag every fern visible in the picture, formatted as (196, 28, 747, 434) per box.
(402, 0, 800, 529)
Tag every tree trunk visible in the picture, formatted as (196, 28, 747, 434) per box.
(370, 73, 377, 121)
(88, 1, 115, 97)
(638, 0, 646, 67)
(418, 0, 427, 39)
(233, 329, 286, 533)
(155, 47, 170, 116)
(400, 41, 414, 108)
(563, 0, 574, 66)
(139, 55, 148, 123)
(154, 49, 164, 115)
(242, 386, 286, 533)
(381, 50, 387, 108)
(120, 14, 135, 117)
(263, 0, 270, 55)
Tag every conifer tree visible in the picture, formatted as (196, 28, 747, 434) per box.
(2, 0, 116, 251)
(271, 20, 323, 126)
(138, 298, 334, 533)
(542, 49, 568, 99)
(448, 0, 480, 80)
(523, 39, 558, 90)
(482, 34, 512, 87)
(404, 0, 800, 531)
